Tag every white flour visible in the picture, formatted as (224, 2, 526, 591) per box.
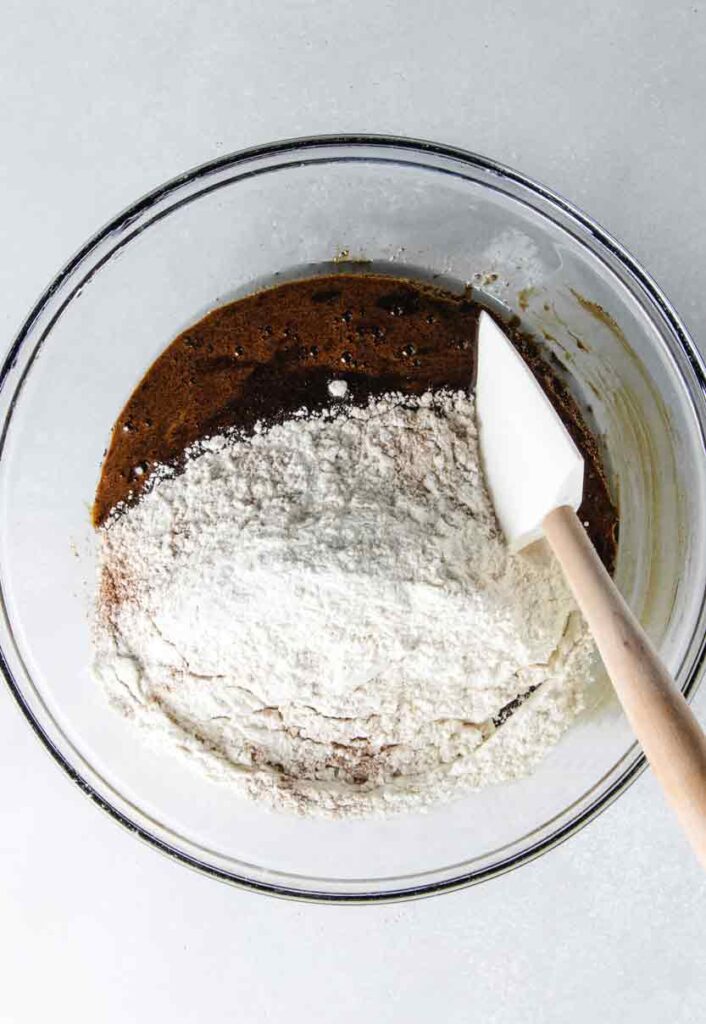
(94, 390, 596, 817)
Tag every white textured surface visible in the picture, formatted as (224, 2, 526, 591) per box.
(96, 392, 591, 816)
(1, 1, 705, 1021)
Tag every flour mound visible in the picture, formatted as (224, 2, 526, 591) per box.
(94, 391, 595, 817)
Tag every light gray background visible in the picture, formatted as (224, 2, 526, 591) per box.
(1, 2, 704, 1021)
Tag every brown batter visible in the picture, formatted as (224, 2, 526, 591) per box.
(93, 274, 618, 571)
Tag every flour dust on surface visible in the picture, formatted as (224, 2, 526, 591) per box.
(94, 390, 596, 817)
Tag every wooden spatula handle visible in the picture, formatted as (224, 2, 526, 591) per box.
(543, 505, 706, 867)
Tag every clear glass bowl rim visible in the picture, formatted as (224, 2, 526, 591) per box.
(2, 133, 705, 904)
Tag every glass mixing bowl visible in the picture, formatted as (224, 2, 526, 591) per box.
(2, 135, 706, 902)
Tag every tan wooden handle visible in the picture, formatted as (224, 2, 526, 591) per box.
(543, 505, 706, 868)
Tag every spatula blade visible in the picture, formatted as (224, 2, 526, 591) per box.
(476, 311, 584, 552)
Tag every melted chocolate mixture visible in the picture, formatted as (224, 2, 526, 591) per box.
(94, 274, 618, 570)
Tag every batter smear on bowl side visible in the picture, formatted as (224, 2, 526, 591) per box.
(92, 275, 617, 817)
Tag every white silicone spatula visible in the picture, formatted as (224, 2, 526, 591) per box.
(476, 310, 706, 867)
